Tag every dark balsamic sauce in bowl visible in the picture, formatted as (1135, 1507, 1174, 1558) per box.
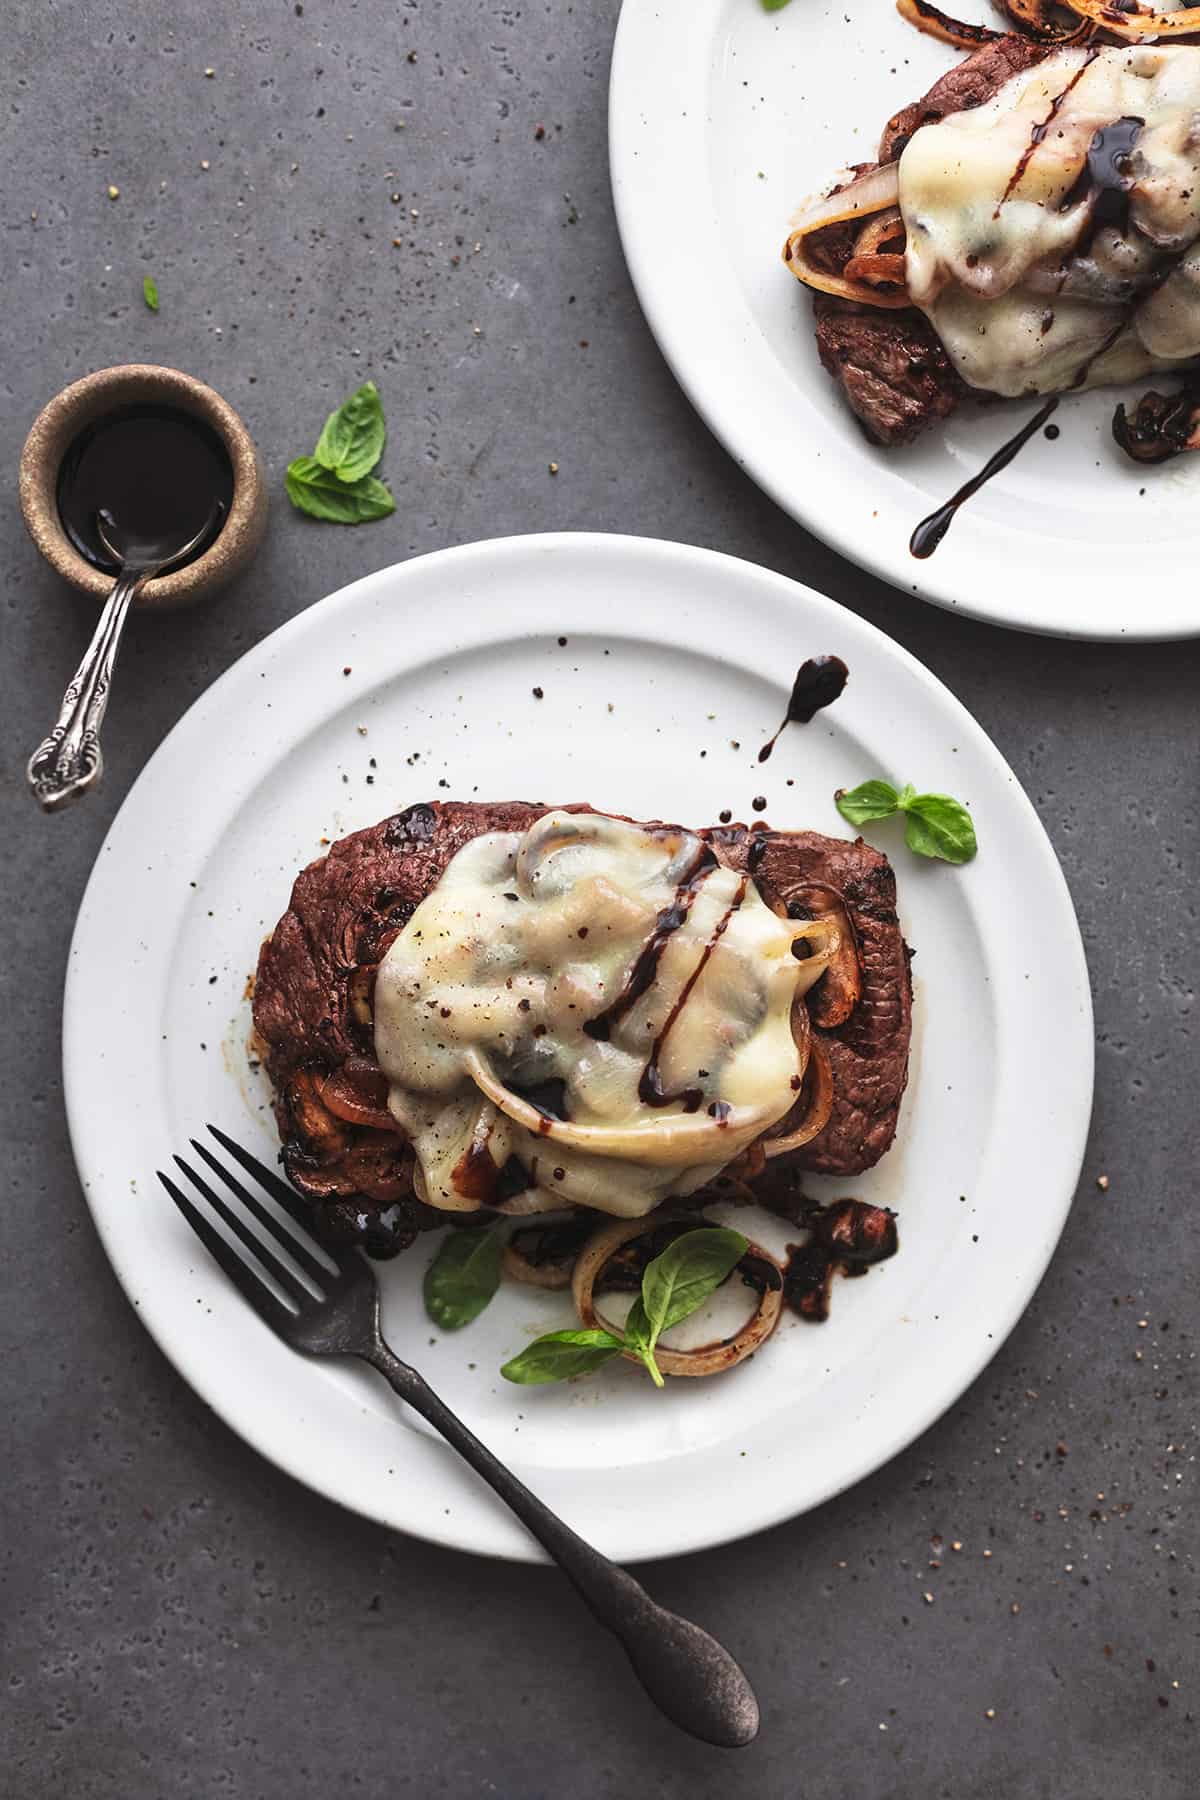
(56, 405, 233, 573)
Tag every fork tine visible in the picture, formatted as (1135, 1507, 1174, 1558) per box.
(159, 1169, 298, 1334)
(188, 1138, 337, 1285)
(206, 1123, 319, 1233)
(170, 1153, 319, 1311)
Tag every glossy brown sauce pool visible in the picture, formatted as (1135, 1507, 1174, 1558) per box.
(57, 404, 233, 572)
(759, 656, 849, 762)
(910, 396, 1060, 559)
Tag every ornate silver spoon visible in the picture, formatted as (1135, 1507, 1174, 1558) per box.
(28, 502, 220, 812)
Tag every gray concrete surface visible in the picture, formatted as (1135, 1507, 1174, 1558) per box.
(3, 3, 1197, 1795)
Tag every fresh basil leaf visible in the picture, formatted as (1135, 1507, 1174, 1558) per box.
(423, 1224, 505, 1331)
(500, 1328, 624, 1385)
(835, 780, 900, 827)
(901, 793, 978, 865)
(314, 381, 386, 483)
(285, 456, 395, 524)
(639, 1227, 748, 1350)
(897, 783, 918, 810)
(622, 1295, 664, 1389)
(142, 275, 159, 312)
(761, 0, 793, 10)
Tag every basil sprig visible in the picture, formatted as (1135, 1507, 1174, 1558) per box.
(286, 381, 396, 524)
(501, 1225, 748, 1387)
(835, 780, 978, 865)
(423, 1223, 506, 1331)
(142, 275, 159, 312)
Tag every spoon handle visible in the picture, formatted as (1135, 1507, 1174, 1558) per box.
(364, 1342, 759, 1748)
(28, 568, 145, 812)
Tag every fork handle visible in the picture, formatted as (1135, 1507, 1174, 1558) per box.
(363, 1343, 759, 1748)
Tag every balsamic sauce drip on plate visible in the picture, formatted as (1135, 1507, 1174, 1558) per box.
(910, 396, 1060, 560)
(758, 655, 849, 762)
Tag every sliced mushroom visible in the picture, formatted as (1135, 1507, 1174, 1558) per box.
(571, 1216, 784, 1379)
(338, 1142, 412, 1204)
(1112, 386, 1200, 465)
(318, 1056, 395, 1131)
(788, 886, 861, 1029)
(285, 1067, 350, 1153)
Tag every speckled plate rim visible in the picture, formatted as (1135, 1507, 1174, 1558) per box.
(63, 534, 1094, 1562)
(609, 0, 1200, 642)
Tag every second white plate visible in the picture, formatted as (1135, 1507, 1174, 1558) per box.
(64, 534, 1093, 1561)
(610, 0, 1200, 640)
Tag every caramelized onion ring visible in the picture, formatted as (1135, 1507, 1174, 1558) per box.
(997, 0, 1095, 40)
(784, 230, 913, 309)
(763, 1035, 834, 1158)
(895, 0, 1001, 49)
(784, 165, 910, 311)
(854, 206, 906, 259)
(787, 162, 901, 238)
(1061, 0, 1200, 35)
(462, 1048, 785, 1164)
(843, 252, 909, 291)
(571, 1217, 784, 1378)
(503, 1242, 574, 1287)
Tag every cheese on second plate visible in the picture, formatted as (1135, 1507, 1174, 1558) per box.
(900, 45, 1200, 396)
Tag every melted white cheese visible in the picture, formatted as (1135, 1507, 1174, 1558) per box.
(372, 811, 809, 1218)
(899, 46, 1200, 396)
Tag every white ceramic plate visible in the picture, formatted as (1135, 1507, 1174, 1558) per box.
(609, 2, 1200, 641)
(65, 534, 1093, 1562)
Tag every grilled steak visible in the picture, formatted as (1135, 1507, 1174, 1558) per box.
(809, 34, 1048, 446)
(878, 32, 1049, 164)
(253, 801, 912, 1252)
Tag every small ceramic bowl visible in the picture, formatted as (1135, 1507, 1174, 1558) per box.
(19, 364, 267, 610)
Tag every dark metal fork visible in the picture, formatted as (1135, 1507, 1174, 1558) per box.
(160, 1126, 760, 1749)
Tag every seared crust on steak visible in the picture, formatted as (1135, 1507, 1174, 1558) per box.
(253, 801, 913, 1252)
(878, 32, 1048, 163)
(807, 34, 1048, 446)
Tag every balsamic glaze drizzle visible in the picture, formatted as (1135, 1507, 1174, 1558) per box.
(582, 845, 717, 1043)
(910, 396, 1060, 560)
(638, 875, 750, 1114)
